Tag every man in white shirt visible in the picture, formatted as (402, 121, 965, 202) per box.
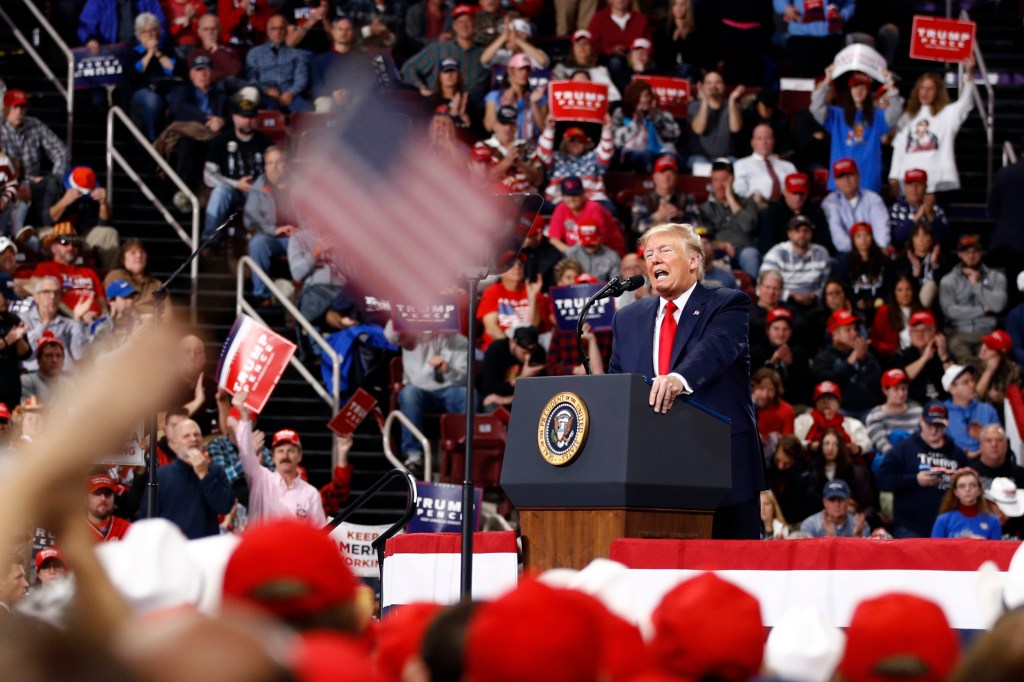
(732, 123, 797, 207)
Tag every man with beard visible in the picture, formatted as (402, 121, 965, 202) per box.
(232, 391, 326, 526)
(201, 99, 272, 247)
(750, 306, 811, 405)
(758, 172, 832, 253)
(894, 310, 952, 405)
(86, 473, 131, 542)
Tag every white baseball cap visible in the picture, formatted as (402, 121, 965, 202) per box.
(0, 236, 16, 254)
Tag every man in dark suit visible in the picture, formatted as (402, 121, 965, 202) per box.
(609, 222, 765, 538)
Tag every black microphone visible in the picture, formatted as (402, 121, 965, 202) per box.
(596, 275, 646, 299)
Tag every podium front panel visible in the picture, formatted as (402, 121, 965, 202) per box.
(502, 374, 731, 511)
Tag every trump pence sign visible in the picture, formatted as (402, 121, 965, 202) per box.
(216, 314, 297, 415)
(633, 75, 691, 119)
(548, 81, 609, 123)
(909, 16, 975, 63)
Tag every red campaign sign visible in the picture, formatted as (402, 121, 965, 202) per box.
(909, 15, 975, 63)
(216, 314, 297, 415)
(548, 81, 609, 124)
(327, 388, 379, 436)
(633, 75, 691, 119)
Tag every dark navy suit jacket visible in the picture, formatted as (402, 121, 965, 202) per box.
(608, 283, 765, 506)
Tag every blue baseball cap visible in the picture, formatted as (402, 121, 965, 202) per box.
(823, 480, 851, 500)
(105, 279, 138, 300)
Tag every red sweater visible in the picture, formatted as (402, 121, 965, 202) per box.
(586, 9, 650, 58)
(869, 304, 903, 358)
(757, 399, 795, 440)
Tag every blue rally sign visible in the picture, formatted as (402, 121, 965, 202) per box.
(550, 283, 615, 332)
(408, 481, 482, 533)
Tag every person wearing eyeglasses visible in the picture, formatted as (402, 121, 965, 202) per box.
(31, 223, 108, 324)
(16, 276, 91, 373)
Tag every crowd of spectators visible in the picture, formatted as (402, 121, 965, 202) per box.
(3, 0, 1024, 661)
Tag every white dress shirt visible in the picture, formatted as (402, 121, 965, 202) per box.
(732, 153, 797, 200)
(652, 283, 696, 394)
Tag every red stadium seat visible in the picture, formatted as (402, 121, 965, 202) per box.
(255, 109, 289, 145)
(439, 413, 507, 489)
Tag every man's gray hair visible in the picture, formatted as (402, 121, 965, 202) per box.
(135, 12, 161, 37)
(33, 276, 60, 294)
(640, 223, 705, 280)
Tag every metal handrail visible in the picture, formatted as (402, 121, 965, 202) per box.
(106, 106, 200, 322)
(323, 468, 418, 591)
(1004, 140, 1018, 167)
(959, 10, 995, 193)
(0, 1, 74, 149)
(236, 256, 342, 416)
(382, 410, 433, 482)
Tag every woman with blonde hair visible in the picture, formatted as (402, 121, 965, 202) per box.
(931, 467, 1002, 539)
(760, 490, 790, 539)
(889, 60, 976, 194)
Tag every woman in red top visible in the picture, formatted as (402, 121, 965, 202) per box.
(870, 272, 925, 361)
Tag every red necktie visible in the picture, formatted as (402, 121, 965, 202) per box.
(765, 158, 781, 200)
(658, 301, 678, 376)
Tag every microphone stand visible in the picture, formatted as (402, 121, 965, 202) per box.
(145, 212, 240, 519)
(575, 278, 619, 376)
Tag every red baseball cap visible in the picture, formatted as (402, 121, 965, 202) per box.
(452, 4, 475, 16)
(765, 307, 793, 326)
(881, 368, 909, 389)
(982, 329, 1013, 354)
(847, 72, 872, 88)
(908, 310, 936, 328)
(631, 38, 652, 51)
(838, 593, 959, 682)
(575, 273, 599, 284)
(34, 548, 65, 572)
(563, 127, 587, 140)
(272, 429, 301, 448)
(849, 222, 873, 237)
(650, 573, 764, 681)
(0, 402, 10, 420)
(814, 381, 842, 402)
(375, 603, 443, 682)
(88, 474, 118, 494)
(223, 519, 358, 619)
(832, 158, 858, 177)
(292, 632, 374, 682)
(827, 308, 859, 334)
(471, 145, 493, 162)
(578, 223, 601, 246)
(3, 89, 29, 108)
(904, 168, 928, 184)
(35, 330, 65, 355)
(784, 173, 809, 194)
(654, 155, 678, 173)
(572, 29, 592, 42)
(465, 581, 602, 682)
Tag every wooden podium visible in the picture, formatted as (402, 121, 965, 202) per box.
(502, 374, 732, 571)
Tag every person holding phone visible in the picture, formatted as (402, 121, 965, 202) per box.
(877, 400, 970, 538)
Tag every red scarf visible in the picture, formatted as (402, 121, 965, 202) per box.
(805, 410, 850, 445)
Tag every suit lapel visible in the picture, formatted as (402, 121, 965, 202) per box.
(639, 297, 658, 376)
(671, 283, 708, 365)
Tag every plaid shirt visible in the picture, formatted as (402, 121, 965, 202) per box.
(545, 327, 613, 376)
(0, 116, 69, 178)
(319, 463, 354, 517)
(245, 42, 310, 95)
(400, 39, 490, 100)
(207, 435, 275, 485)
